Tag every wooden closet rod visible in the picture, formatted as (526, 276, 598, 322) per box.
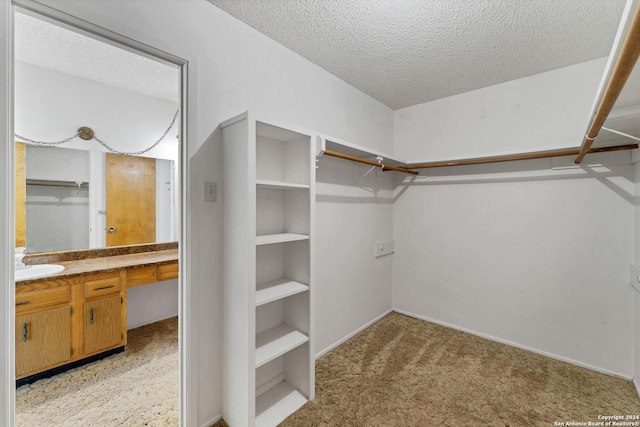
(408, 143, 638, 170)
(575, 2, 640, 164)
(323, 149, 419, 175)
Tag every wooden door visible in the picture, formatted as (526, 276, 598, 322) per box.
(15, 142, 26, 248)
(16, 306, 70, 377)
(84, 295, 122, 355)
(106, 154, 156, 246)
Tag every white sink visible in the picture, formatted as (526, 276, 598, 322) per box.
(15, 264, 65, 281)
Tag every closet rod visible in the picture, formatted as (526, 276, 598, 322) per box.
(408, 143, 638, 169)
(575, 1, 640, 164)
(26, 179, 89, 189)
(323, 149, 419, 175)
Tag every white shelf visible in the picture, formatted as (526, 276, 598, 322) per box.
(255, 324, 308, 368)
(256, 233, 309, 246)
(222, 114, 314, 426)
(256, 179, 309, 190)
(256, 279, 309, 306)
(255, 381, 307, 427)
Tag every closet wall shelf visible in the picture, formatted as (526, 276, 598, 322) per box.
(256, 233, 309, 246)
(407, 143, 638, 169)
(256, 179, 310, 190)
(318, 135, 418, 175)
(255, 324, 309, 368)
(256, 279, 309, 306)
(320, 134, 638, 173)
(576, 0, 640, 163)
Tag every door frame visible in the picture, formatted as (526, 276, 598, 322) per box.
(4, 2, 190, 425)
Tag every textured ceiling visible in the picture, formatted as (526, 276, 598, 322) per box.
(14, 12, 179, 103)
(209, 0, 627, 110)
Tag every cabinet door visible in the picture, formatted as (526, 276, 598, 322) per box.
(84, 296, 123, 355)
(16, 306, 71, 377)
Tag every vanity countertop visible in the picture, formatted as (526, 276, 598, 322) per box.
(16, 249, 178, 286)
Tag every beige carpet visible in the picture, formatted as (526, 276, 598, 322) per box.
(16, 317, 179, 427)
(215, 312, 640, 426)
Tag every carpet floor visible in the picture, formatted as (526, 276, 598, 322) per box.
(215, 311, 640, 426)
(15, 317, 179, 427)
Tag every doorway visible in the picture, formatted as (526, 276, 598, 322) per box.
(11, 6, 186, 426)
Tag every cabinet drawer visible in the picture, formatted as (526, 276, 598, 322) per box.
(84, 274, 122, 299)
(15, 286, 70, 315)
(126, 266, 158, 287)
(158, 262, 179, 280)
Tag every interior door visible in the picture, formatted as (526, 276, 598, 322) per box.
(105, 154, 156, 246)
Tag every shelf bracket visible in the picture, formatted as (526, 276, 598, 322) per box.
(601, 126, 640, 142)
(354, 156, 383, 185)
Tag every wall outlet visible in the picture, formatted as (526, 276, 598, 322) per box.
(374, 239, 395, 258)
(204, 181, 217, 202)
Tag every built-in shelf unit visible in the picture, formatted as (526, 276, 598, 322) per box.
(222, 112, 315, 427)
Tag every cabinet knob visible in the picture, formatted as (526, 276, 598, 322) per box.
(108, 227, 116, 233)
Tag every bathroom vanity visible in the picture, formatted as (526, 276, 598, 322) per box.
(15, 243, 178, 384)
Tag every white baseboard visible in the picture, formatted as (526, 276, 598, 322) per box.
(315, 309, 393, 359)
(200, 414, 222, 427)
(634, 378, 640, 399)
(127, 313, 178, 330)
(393, 309, 632, 381)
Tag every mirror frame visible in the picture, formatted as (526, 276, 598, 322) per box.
(6, 1, 190, 425)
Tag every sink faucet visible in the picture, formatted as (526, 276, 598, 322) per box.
(15, 247, 26, 270)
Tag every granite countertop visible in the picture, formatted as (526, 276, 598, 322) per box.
(16, 249, 179, 287)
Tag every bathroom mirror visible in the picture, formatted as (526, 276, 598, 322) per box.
(16, 144, 177, 253)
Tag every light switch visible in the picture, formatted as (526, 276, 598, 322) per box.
(205, 181, 217, 202)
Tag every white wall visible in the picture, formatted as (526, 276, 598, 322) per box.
(315, 155, 394, 356)
(394, 154, 635, 377)
(15, 61, 178, 161)
(635, 291, 640, 392)
(8, 2, 395, 426)
(634, 161, 640, 392)
(394, 59, 607, 162)
(392, 60, 637, 378)
(0, 1, 14, 425)
(127, 280, 179, 329)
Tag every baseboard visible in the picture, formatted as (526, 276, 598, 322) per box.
(127, 313, 178, 330)
(393, 309, 632, 381)
(634, 378, 640, 399)
(200, 413, 222, 427)
(315, 308, 393, 359)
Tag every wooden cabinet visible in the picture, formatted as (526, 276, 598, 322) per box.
(82, 271, 125, 355)
(222, 113, 315, 427)
(126, 262, 179, 288)
(15, 282, 72, 378)
(15, 306, 70, 377)
(84, 295, 123, 355)
(16, 271, 126, 381)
